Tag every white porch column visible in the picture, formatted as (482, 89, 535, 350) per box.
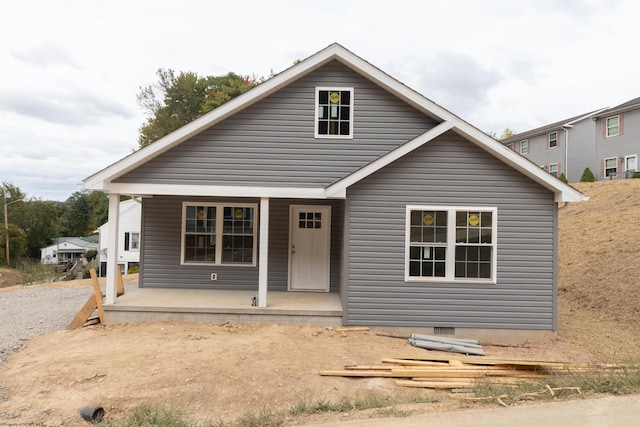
(105, 193, 120, 304)
(258, 197, 269, 307)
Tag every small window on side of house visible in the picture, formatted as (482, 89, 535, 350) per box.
(604, 157, 618, 177)
(520, 140, 528, 155)
(548, 132, 557, 148)
(549, 163, 558, 177)
(506, 143, 514, 151)
(606, 116, 619, 137)
(315, 87, 353, 139)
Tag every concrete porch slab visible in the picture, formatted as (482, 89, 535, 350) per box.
(103, 288, 344, 326)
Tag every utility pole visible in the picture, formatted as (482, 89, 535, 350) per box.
(3, 186, 9, 267)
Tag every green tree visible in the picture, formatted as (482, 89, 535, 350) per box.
(137, 69, 257, 148)
(580, 167, 596, 182)
(61, 191, 95, 237)
(559, 173, 568, 184)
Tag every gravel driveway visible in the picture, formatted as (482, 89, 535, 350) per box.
(0, 282, 134, 363)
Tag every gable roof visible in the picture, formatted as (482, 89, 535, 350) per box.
(83, 43, 585, 203)
(501, 108, 607, 144)
(592, 96, 640, 118)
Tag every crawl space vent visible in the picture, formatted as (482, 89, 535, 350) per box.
(434, 327, 455, 336)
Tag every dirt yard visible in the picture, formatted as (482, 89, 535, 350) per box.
(0, 179, 639, 426)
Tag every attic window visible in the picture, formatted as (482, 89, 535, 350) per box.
(315, 87, 353, 138)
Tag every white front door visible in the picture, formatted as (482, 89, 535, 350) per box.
(625, 155, 637, 173)
(289, 205, 331, 291)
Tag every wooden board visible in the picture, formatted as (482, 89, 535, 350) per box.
(67, 295, 98, 330)
(393, 355, 569, 368)
(89, 268, 104, 325)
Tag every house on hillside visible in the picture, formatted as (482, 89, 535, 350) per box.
(82, 43, 585, 338)
(97, 198, 141, 276)
(502, 96, 640, 182)
(40, 236, 98, 267)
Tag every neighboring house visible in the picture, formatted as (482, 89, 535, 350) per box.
(502, 96, 640, 182)
(83, 43, 585, 336)
(98, 198, 142, 276)
(40, 236, 98, 266)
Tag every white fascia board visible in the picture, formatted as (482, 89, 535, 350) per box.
(332, 48, 585, 202)
(451, 127, 587, 203)
(83, 46, 343, 190)
(565, 108, 609, 126)
(105, 183, 340, 199)
(326, 121, 454, 197)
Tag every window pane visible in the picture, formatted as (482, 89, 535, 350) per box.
(318, 90, 328, 104)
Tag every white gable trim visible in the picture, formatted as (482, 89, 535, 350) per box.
(83, 43, 585, 203)
(326, 121, 454, 197)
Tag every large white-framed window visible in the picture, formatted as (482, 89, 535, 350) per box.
(315, 87, 353, 138)
(548, 163, 559, 177)
(520, 140, 529, 155)
(606, 115, 620, 137)
(181, 202, 257, 266)
(548, 131, 558, 148)
(405, 206, 497, 283)
(604, 157, 618, 178)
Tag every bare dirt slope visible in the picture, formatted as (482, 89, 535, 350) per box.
(0, 179, 639, 426)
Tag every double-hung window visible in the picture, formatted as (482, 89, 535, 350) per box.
(315, 87, 353, 138)
(124, 232, 140, 251)
(520, 140, 528, 155)
(548, 163, 559, 177)
(606, 116, 620, 137)
(604, 157, 618, 178)
(181, 203, 256, 265)
(406, 206, 497, 283)
(548, 132, 557, 148)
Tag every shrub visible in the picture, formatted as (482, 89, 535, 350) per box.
(559, 173, 568, 183)
(632, 172, 640, 179)
(580, 167, 595, 182)
(127, 265, 139, 274)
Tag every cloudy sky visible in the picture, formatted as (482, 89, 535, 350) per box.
(1, 0, 638, 201)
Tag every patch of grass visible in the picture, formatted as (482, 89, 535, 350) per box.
(107, 404, 193, 427)
(467, 364, 640, 406)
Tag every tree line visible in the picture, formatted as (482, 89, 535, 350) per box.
(2, 69, 263, 267)
(1, 183, 110, 266)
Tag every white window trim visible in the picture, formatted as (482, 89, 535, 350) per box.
(520, 140, 528, 155)
(606, 115, 620, 137)
(548, 163, 559, 176)
(404, 205, 497, 284)
(624, 154, 637, 172)
(506, 143, 514, 151)
(130, 232, 140, 251)
(180, 202, 258, 267)
(548, 131, 558, 149)
(604, 157, 618, 178)
(314, 87, 354, 139)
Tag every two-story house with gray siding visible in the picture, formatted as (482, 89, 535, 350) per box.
(83, 44, 585, 339)
(503, 97, 640, 182)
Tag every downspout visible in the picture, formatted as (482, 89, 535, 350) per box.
(561, 124, 573, 181)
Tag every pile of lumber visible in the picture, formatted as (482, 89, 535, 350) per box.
(320, 354, 621, 390)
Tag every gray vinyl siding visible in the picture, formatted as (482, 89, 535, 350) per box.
(140, 196, 343, 291)
(345, 132, 558, 330)
(116, 61, 437, 187)
(523, 129, 567, 175)
(566, 120, 597, 182)
(596, 109, 640, 178)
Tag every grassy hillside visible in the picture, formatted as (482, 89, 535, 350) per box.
(558, 179, 640, 360)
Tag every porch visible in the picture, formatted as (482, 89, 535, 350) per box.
(103, 288, 344, 326)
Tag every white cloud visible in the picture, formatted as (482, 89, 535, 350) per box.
(1, 0, 639, 200)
